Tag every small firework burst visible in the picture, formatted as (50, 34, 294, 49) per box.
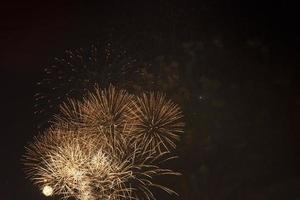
(129, 92, 184, 153)
(24, 85, 184, 200)
(81, 85, 135, 139)
(55, 85, 136, 145)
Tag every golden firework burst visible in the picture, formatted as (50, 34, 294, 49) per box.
(129, 92, 184, 153)
(56, 85, 135, 142)
(23, 85, 184, 200)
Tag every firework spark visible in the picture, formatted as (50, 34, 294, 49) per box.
(34, 44, 144, 130)
(23, 85, 183, 200)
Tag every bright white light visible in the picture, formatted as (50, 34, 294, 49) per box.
(42, 185, 53, 196)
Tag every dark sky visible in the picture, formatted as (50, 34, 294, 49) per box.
(0, 1, 299, 199)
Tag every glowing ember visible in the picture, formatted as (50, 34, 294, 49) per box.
(42, 185, 53, 196)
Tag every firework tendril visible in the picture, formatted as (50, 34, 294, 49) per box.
(23, 85, 184, 200)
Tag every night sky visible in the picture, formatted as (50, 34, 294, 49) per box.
(0, 1, 299, 199)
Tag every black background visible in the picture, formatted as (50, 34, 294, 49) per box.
(0, 1, 299, 199)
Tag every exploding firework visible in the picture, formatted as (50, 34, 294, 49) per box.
(23, 128, 112, 199)
(24, 85, 183, 200)
(79, 85, 135, 140)
(129, 92, 184, 153)
(55, 85, 136, 146)
(23, 126, 179, 199)
(55, 86, 184, 152)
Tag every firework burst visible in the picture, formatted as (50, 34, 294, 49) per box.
(24, 85, 184, 200)
(129, 92, 184, 153)
(55, 85, 136, 146)
(81, 85, 135, 140)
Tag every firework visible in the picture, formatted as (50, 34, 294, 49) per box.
(23, 126, 178, 200)
(24, 85, 183, 200)
(55, 85, 136, 146)
(129, 92, 184, 153)
(81, 85, 135, 140)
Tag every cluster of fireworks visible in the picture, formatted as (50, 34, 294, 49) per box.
(23, 85, 184, 200)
